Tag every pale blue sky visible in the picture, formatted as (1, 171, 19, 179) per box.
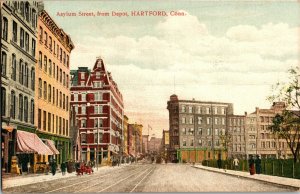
(44, 1, 300, 136)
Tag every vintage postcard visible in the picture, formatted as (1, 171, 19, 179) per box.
(1, 0, 300, 193)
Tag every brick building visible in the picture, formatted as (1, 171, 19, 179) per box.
(167, 94, 234, 163)
(70, 58, 124, 166)
(128, 123, 143, 158)
(35, 8, 74, 164)
(245, 102, 290, 159)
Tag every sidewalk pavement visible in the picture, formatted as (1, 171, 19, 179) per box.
(2, 164, 127, 189)
(193, 164, 300, 191)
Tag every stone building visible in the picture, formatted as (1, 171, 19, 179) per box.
(70, 58, 124, 166)
(227, 114, 246, 159)
(1, 1, 39, 173)
(35, 8, 74, 164)
(167, 94, 234, 163)
(245, 102, 290, 159)
(128, 123, 143, 158)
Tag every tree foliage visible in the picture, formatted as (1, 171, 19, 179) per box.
(268, 66, 300, 163)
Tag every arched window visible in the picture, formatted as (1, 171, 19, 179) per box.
(2, 17, 8, 41)
(24, 63, 28, 87)
(32, 9, 37, 28)
(31, 67, 35, 90)
(24, 96, 28, 122)
(10, 91, 16, 119)
(38, 78, 42, 97)
(43, 81, 47, 100)
(19, 59, 24, 84)
(30, 99, 34, 124)
(11, 54, 16, 81)
(19, 94, 23, 121)
(48, 84, 51, 102)
(1, 51, 7, 76)
(20, 2, 24, 17)
(25, 2, 30, 22)
(1, 87, 6, 116)
(44, 55, 47, 72)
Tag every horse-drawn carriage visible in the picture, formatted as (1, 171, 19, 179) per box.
(76, 163, 93, 175)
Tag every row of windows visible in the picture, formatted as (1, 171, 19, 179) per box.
(260, 133, 274, 139)
(77, 118, 104, 128)
(81, 132, 103, 144)
(10, 1, 37, 29)
(38, 78, 69, 111)
(229, 118, 244, 126)
(1, 87, 34, 124)
(181, 117, 226, 125)
(260, 116, 274, 123)
(260, 141, 276, 149)
(37, 109, 69, 136)
(38, 52, 69, 88)
(182, 139, 221, 147)
(73, 104, 103, 115)
(232, 144, 245, 152)
(181, 105, 226, 115)
(72, 92, 104, 102)
(8, 20, 36, 56)
(232, 135, 245, 142)
(181, 128, 225, 136)
(39, 26, 70, 68)
(2, 53, 35, 90)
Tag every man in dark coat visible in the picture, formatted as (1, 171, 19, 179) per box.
(51, 159, 57, 176)
(255, 155, 261, 174)
(61, 162, 66, 175)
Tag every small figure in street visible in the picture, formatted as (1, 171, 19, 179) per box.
(248, 155, 255, 175)
(61, 162, 66, 176)
(217, 156, 222, 169)
(51, 159, 57, 176)
(255, 155, 261, 174)
(27, 162, 31, 174)
(233, 157, 239, 171)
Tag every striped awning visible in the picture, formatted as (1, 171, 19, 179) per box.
(17, 130, 53, 155)
(45, 139, 60, 155)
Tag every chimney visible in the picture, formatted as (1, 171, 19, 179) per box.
(244, 111, 247, 116)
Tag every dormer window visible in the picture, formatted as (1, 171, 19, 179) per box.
(81, 72, 85, 79)
(96, 72, 100, 79)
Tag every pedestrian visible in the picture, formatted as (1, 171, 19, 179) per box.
(27, 162, 31, 174)
(51, 159, 57, 176)
(217, 157, 222, 169)
(248, 155, 255, 175)
(233, 157, 239, 171)
(61, 162, 66, 176)
(255, 155, 261, 174)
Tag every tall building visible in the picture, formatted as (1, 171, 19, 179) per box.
(161, 130, 169, 160)
(1, 1, 39, 173)
(35, 8, 74, 164)
(245, 102, 289, 159)
(128, 123, 143, 158)
(227, 114, 246, 159)
(142, 135, 149, 154)
(70, 58, 124, 166)
(167, 94, 234, 163)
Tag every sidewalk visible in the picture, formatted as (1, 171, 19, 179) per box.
(2, 165, 123, 189)
(193, 164, 300, 191)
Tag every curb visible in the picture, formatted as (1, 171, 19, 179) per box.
(192, 165, 300, 191)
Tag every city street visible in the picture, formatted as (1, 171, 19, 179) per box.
(3, 163, 295, 193)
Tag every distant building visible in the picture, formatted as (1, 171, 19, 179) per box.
(167, 94, 234, 163)
(161, 130, 169, 161)
(123, 115, 129, 156)
(142, 135, 149, 154)
(70, 58, 124, 165)
(245, 102, 290, 159)
(128, 123, 143, 157)
(148, 137, 162, 154)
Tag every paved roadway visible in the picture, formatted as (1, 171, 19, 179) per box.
(3, 163, 295, 193)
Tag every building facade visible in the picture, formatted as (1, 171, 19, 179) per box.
(167, 94, 233, 163)
(245, 102, 290, 159)
(148, 137, 162, 154)
(123, 115, 129, 156)
(161, 130, 169, 161)
(1, 1, 39, 173)
(70, 58, 124, 166)
(35, 9, 74, 164)
(127, 123, 143, 158)
(227, 115, 246, 159)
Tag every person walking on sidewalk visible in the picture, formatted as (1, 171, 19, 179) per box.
(248, 155, 255, 175)
(61, 162, 66, 176)
(255, 155, 261, 174)
(217, 155, 222, 169)
(51, 159, 57, 176)
(233, 157, 239, 170)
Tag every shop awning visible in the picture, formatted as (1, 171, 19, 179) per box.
(17, 130, 53, 155)
(45, 139, 60, 155)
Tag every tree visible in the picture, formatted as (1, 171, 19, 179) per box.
(268, 67, 300, 163)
